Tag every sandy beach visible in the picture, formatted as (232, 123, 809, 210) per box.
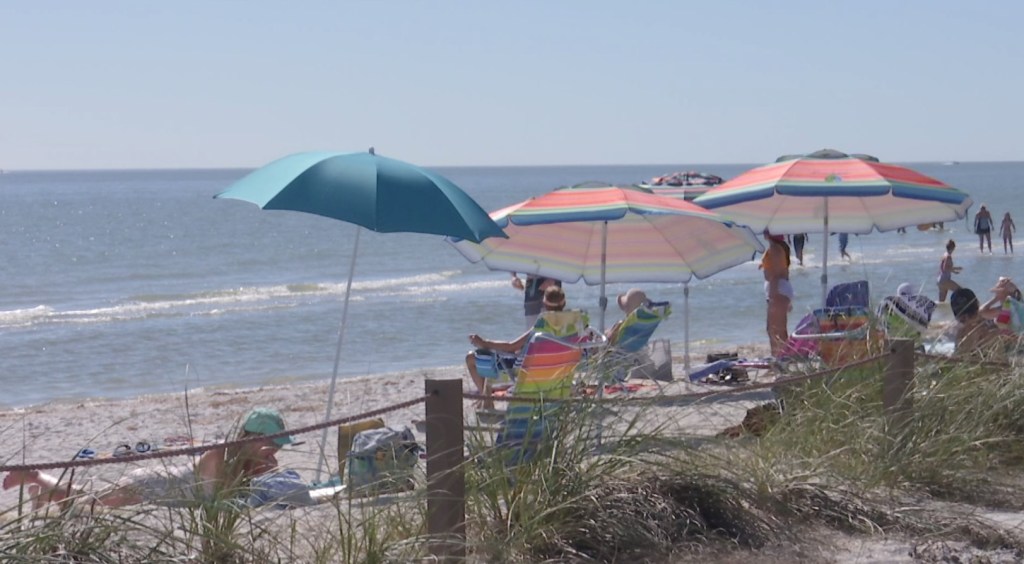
(0, 342, 770, 507)
(0, 367, 450, 504)
(5, 344, 1024, 563)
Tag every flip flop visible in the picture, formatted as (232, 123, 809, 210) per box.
(112, 443, 133, 457)
(75, 448, 96, 460)
(134, 441, 152, 454)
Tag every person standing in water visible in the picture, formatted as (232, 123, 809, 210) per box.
(789, 233, 806, 266)
(974, 205, 994, 253)
(937, 239, 963, 302)
(838, 233, 852, 260)
(999, 212, 1016, 254)
(511, 273, 561, 329)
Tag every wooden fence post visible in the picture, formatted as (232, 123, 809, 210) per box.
(882, 338, 915, 437)
(425, 378, 466, 562)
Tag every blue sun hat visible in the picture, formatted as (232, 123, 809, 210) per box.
(243, 408, 294, 447)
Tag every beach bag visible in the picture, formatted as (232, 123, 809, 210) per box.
(337, 418, 385, 463)
(346, 426, 420, 495)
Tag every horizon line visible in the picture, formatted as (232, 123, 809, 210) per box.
(2, 159, 1017, 175)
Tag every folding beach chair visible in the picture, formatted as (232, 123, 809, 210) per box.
(591, 301, 672, 390)
(474, 309, 591, 394)
(495, 332, 585, 465)
(533, 309, 590, 342)
(785, 280, 878, 366)
(826, 280, 870, 311)
(610, 301, 671, 354)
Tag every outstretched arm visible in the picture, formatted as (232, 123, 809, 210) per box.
(3, 470, 143, 508)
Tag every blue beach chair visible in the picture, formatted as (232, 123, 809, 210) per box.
(785, 280, 874, 366)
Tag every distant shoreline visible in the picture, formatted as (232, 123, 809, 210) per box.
(3, 160, 1022, 174)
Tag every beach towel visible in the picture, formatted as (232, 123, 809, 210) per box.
(244, 470, 315, 509)
(877, 293, 936, 336)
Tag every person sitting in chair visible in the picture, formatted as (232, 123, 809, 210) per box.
(605, 288, 650, 344)
(465, 286, 568, 406)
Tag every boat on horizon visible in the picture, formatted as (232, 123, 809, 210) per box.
(637, 170, 724, 200)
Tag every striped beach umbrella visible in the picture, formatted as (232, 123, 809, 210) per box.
(694, 149, 973, 306)
(448, 183, 763, 338)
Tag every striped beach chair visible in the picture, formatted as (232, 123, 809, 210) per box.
(609, 301, 671, 354)
(594, 301, 672, 388)
(785, 281, 877, 366)
(474, 309, 590, 392)
(495, 332, 583, 465)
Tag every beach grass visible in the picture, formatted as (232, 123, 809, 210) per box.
(4, 352, 1024, 562)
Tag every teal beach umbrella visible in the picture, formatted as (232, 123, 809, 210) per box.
(217, 150, 506, 242)
(216, 149, 505, 480)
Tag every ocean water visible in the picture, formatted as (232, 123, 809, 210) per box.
(0, 162, 1021, 408)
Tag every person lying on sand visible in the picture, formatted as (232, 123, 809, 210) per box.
(3, 407, 312, 509)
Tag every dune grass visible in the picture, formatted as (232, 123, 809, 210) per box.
(4, 352, 1024, 562)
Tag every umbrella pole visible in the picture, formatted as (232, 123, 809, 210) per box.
(683, 282, 690, 377)
(821, 198, 830, 307)
(598, 221, 609, 332)
(315, 226, 362, 483)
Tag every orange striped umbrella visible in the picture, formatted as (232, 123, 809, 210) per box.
(695, 149, 973, 305)
(448, 183, 762, 331)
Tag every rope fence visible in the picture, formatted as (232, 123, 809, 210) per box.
(0, 395, 429, 474)
(1, 345, 932, 563)
(7, 346, 995, 475)
(461, 351, 895, 406)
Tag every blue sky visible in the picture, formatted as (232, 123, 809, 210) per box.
(1, 1, 1020, 170)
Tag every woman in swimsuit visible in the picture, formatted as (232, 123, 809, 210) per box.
(937, 239, 962, 303)
(1000, 212, 1016, 254)
(760, 231, 793, 356)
